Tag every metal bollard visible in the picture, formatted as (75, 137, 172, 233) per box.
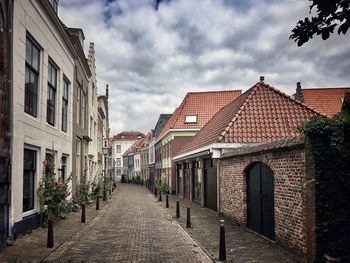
(176, 201, 180, 218)
(96, 196, 100, 210)
(166, 195, 169, 208)
(103, 188, 107, 201)
(219, 219, 226, 261)
(159, 192, 162, 202)
(47, 219, 54, 248)
(81, 203, 86, 223)
(186, 206, 191, 228)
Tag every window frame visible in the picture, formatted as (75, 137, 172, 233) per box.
(62, 77, 69, 132)
(184, 115, 198, 124)
(47, 60, 58, 126)
(24, 37, 40, 117)
(23, 148, 36, 213)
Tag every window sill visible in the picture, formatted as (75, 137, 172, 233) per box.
(23, 209, 37, 218)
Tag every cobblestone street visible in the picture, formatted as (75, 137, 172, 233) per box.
(1, 185, 211, 262)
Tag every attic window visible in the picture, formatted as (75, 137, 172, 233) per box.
(184, 115, 197, 124)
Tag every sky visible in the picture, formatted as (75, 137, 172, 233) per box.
(59, 0, 350, 136)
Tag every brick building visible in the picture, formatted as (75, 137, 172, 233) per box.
(156, 90, 241, 193)
(220, 137, 315, 259)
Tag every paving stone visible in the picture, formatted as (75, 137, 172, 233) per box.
(160, 194, 307, 263)
(1, 185, 211, 262)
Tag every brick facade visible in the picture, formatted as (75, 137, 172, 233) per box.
(220, 139, 315, 259)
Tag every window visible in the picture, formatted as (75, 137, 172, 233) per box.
(45, 153, 53, 178)
(81, 89, 85, 128)
(116, 145, 121, 153)
(116, 158, 121, 166)
(76, 85, 80, 125)
(60, 156, 67, 181)
(23, 149, 36, 212)
(116, 169, 121, 176)
(62, 78, 69, 132)
(92, 83, 95, 106)
(47, 61, 57, 125)
(25, 38, 40, 117)
(184, 115, 197, 123)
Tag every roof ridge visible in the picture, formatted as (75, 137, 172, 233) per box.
(217, 83, 260, 142)
(187, 89, 242, 94)
(302, 87, 350, 91)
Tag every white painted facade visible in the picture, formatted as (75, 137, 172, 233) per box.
(112, 139, 137, 177)
(10, 0, 75, 229)
(133, 152, 141, 177)
(87, 42, 99, 183)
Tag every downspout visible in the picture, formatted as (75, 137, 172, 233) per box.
(217, 159, 220, 214)
(8, 0, 14, 238)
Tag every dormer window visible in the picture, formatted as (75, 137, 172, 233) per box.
(184, 115, 197, 124)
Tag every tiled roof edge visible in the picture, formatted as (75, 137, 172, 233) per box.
(220, 136, 304, 159)
(217, 84, 259, 142)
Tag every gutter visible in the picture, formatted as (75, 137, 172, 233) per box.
(173, 142, 257, 161)
(155, 128, 200, 144)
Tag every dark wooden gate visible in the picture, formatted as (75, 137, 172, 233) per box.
(0, 0, 10, 241)
(204, 167, 217, 211)
(246, 162, 275, 240)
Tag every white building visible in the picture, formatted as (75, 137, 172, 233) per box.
(10, 0, 75, 235)
(87, 42, 99, 184)
(111, 131, 144, 180)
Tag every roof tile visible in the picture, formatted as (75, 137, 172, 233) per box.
(178, 82, 322, 155)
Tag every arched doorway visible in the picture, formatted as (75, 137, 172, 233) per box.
(246, 162, 275, 240)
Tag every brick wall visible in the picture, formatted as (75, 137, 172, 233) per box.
(220, 142, 315, 257)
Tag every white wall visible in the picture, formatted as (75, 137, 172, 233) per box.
(10, 0, 74, 227)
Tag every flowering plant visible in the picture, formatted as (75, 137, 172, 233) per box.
(37, 158, 71, 222)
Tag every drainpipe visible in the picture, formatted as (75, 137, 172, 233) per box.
(8, 0, 14, 238)
(217, 158, 220, 214)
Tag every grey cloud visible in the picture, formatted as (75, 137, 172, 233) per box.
(59, 0, 350, 135)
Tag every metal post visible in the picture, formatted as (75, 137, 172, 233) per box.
(81, 203, 86, 223)
(103, 156, 107, 201)
(166, 194, 169, 208)
(159, 192, 162, 202)
(96, 196, 100, 210)
(176, 201, 180, 218)
(186, 206, 191, 228)
(47, 219, 54, 248)
(219, 219, 226, 261)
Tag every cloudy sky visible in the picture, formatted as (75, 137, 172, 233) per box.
(59, 0, 349, 136)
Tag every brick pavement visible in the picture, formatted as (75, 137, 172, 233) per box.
(1, 185, 212, 262)
(159, 193, 307, 263)
(0, 194, 111, 262)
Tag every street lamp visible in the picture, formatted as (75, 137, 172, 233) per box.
(102, 138, 109, 201)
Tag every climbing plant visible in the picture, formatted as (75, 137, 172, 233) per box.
(299, 111, 350, 262)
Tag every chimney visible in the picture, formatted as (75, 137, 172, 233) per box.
(106, 84, 109, 98)
(260, 76, 265, 82)
(294, 82, 304, 102)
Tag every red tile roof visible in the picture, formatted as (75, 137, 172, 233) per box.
(121, 137, 146, 157)
(301, 87, 350, 117)
(157, 90, 242, 140)
(113, 131, 145, 141)
(178, 82, 323, 155)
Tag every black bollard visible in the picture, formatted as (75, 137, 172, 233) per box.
(96, 196, 100, 210)
(166, 195, 169, 208)
(186, 206, 191, 228)
(81, 203, 86, 223)
(103, 188, 107, 201)
(219, 219, 226, 261)
(159, 192, 162, 202)
(47, 219, 54, 248)
(176, 201, 180, 218)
